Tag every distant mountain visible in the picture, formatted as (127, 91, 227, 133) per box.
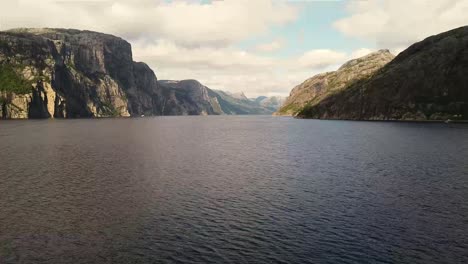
(275, 50, 394, 116)
(254, 96, 286, 112)
(298, 26, 468, 121)
(158, 80, 278, 115)
(229, 91, 249, 101)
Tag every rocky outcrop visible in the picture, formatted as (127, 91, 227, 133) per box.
(298, 26, 468, 121)
(275, 50, 394, 116)
(0, 28, 166, 118)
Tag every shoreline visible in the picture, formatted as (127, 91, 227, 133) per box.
(1, 115, 468, 124)
(294, 116, 468, 124)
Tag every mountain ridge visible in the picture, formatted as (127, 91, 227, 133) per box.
(158, 79, 283, 115)
(275, 49, 395, 116)
(298, 26, 468, 121)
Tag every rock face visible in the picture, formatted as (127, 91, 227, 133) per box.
(0, 28, 165, 119)
(158, 80, 277, 115)
(298, 26, 468, 121)
(275, 50, 394, 116)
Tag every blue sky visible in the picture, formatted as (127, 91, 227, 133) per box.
(239, 0, 373, 58)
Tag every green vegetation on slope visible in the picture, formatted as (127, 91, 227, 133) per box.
(0, 64, 32, 94)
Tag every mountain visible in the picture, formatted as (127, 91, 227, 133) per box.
(230, 92, 249, 101)
(0, 28, 275, 119)
(275, 50, 395, 116)
(158, 80, 277, 115)
(297, 26, 468, 121)
(213, 90, 277, 114)
(254, 96, 286, 112)
(157, 80, 222, 115)
(0, 28, 167, 118)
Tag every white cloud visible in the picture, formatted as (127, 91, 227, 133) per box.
(349, 48, 374, 59)
(334, 0, 468, 53)
(0, 0, 396, 97)
(133, 40, 375, 97)
(254, 39, 285, 52)
(0, 0, 297, 47)
(296, 49, 347, 69)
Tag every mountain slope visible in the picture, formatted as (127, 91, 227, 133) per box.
(275, 50, 395, 116)
(213, 90, 275, 114)
(157, 80, 222, 115)
(298, 26, 468, 121)
(255, 96, 286, 112)
(159, 80, 276, 115)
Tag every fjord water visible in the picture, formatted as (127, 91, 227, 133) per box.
(1, 116, 467, 264)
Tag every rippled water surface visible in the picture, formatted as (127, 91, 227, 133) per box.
(1, 116, 468, 263)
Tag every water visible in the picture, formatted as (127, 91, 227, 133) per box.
(1, 116, 467, 264)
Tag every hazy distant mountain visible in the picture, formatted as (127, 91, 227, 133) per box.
(159, 80, 278, 115)
(210, 90, 275, 115)
(298, 26, 468, 121)
(254, 96, 286, 112)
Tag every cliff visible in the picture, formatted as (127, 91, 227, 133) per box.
(275, 50, 394, 116)
(0, 28, 164, 118)
(298, 26, 468, 121)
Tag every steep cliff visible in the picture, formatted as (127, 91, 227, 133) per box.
(0, 28, 163, 119)
(275, 50, 394, 116)
(298, 26, 468, 121)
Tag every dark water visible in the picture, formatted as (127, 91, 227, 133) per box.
(1, 116, 468, 264)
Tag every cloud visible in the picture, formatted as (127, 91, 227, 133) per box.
(254, 39, 285, 52)
(334, 0, 468, 52)
(1, 0, 298, 47)
(134, 40, 375, 97)
(296, 49, 347, 69)
(0, 0, 391, 97)
(0, 0, 307, 97)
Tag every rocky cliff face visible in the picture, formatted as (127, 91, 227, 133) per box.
(298, 26, 468, 121)
(0, 28, 165, 119)
(275, 50, 395, 116)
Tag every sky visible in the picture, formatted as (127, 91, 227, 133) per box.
(1, 0, 468, 97)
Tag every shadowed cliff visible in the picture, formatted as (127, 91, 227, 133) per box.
(297, 26, 468, 121)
